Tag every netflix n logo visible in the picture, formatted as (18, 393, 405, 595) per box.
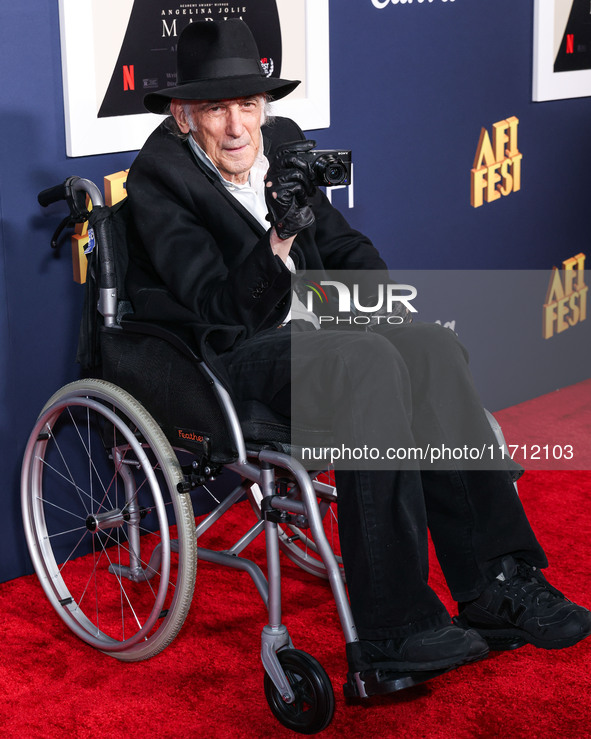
(123, 65, 135, 91)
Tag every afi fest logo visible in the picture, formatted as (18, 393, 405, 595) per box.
(471, 117, 522, 208)
(304, 280, 418, 325)
(543, 253, 587, 339)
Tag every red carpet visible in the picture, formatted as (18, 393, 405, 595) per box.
(2, 383, 591, 737)
(494, 378, 591, 471)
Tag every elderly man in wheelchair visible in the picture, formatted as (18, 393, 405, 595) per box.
(23, 18, 591, 734)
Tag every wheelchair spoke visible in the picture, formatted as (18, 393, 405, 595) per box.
(97, 537, 145, 633)
(92, 530, 100, 634)
(74, 537, 108, 614)
(65, 407, 118, 513)
(57, 528, 92, 573)
(48, 524, 88, 539)
(35, 495, 88, 524)
(113, 527, 126, 641)
(35, 451, 90, 516)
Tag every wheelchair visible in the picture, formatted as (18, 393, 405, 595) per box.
(21, 177, 518, 734)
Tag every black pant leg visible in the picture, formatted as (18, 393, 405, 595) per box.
(379, 322, 548, 600)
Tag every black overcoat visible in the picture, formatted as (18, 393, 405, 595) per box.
(125, 115, 387, 355)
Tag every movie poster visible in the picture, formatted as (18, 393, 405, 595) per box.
(59, 0, 328, 156)
(533, 0, 591, 101)
(553, 0, 591, 72)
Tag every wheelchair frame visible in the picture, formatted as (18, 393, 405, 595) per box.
(21, 176, 354, 733)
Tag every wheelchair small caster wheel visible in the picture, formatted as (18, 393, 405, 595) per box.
(263, 649, 335, 734)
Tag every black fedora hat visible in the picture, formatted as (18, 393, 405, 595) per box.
(144, 19, 300, 114)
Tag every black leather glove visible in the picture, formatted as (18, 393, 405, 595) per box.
(265, 139, 316, 240)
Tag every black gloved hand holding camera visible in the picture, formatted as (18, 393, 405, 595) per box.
(265, 139, 317, 240)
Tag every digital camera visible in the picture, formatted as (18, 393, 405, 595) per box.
(302, 148, 352, 187)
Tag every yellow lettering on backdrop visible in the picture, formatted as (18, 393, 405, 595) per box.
(471, 117, 522, 208)
(543, 253, 587, 339)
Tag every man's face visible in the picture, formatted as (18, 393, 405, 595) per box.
(172, 96, 264, 185)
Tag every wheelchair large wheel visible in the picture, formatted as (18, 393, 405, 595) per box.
(21, 379, 197, 661)
(247, 472, 343, 580)
(264, 649, 335, 734)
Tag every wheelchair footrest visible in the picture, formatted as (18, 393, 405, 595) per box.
(343, 667, 449, 699)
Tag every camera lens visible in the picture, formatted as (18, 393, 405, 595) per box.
(325, 163, 346, 185)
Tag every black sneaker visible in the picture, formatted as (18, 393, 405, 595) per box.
(344, 624, 489, 699)
(454, 555, 591, 650)
(347, 624, 489, 674)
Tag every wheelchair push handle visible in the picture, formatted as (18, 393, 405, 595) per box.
(38, 176, 117, 324)
(38, 177, 107, 252)
(37, 176, 105, 212)
(38, 182, 69, 208)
